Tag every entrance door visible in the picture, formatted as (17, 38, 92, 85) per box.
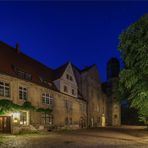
(0, 116, 11, 133)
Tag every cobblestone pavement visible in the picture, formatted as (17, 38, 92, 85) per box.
(0, 128, 148, 148)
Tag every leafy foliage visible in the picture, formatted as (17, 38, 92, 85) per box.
(0, 99, 21, 115)
(118, 14, 148, 124)
(36, 107, 52, 113)
(0, 99, 52, 115)
(22, 101, 36, 110)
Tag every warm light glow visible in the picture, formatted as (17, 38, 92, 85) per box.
(13, 118, 18, 123)
(10, 111, 29, 125)
(11, 112, 20, 123)
(101, 114, 106, 127)
(12, 112, 20, 118)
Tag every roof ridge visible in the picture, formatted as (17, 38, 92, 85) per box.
(0, 41, 54, 72)
(81, 64, 96, 73)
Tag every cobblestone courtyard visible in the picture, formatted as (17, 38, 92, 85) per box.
(0, 128, 148, 148)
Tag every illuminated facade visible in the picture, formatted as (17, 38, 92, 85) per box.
(0, 41, 120, 133)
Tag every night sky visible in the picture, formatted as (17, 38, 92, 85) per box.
(0, 1, 147, 81)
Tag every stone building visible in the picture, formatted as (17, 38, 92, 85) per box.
(102, 58, 121, 126)
(0, 41, 120, 134)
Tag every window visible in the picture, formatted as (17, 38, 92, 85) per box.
(42, 113, 53, 125)
(114, 114, 118, 119)
(39, 77, 52, 86)
(64, 85, 68, 92)
(17, 70, 25, 78)
(66, 74, 69, 80)
(66, 74, 73, 81)
(19, 87, 28, 100)
(17, 69, 32, 80)
(65, 117, 72, 125)
(64, 100, 72, 114)
(20, 111, 27, 125)
(42, 93, 53, 105)
(49, 97, 53, 105)
(0, 81, 10, 97)
(70, 76, 73, 81)
(25, 73, 32, 80)
(13, 66, 32, 80)
(72, 89, 75, 95)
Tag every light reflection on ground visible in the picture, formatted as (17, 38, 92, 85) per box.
(0, 128, 148, 148)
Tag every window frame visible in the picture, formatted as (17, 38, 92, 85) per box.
(64, 85, 68, 93)
(20, 111, 27, 125)
(72, 89, 75, 95)
(42, 93, 53, 105)
(19, 86, 28, 100)
(66, 74, 69, 80)
(41, 113, 53, 125)
(70, 76, 73, 81)
(0, 81, 10, 97)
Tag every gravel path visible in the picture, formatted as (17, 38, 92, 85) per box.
(0, 128, 148, 148)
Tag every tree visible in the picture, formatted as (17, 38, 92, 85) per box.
(118, 14, 148, 124)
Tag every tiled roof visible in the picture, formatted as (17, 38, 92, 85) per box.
(53, 62, 69, 80)
(0, 41, 56, 90)
(80, 64, 96, 73)
(0, 41, 94, 101)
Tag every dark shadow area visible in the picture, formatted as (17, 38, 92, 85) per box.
(121, 103, 144, 126)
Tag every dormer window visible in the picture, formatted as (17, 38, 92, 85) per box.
(64, 85, 68, 93)
(25, 73, 32, 80)
(39, 76, 52, 87)
(12, 65, 32, 80)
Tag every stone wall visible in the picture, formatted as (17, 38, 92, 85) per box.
(80, 66, 107, 127)
(0, 73, 87, 133)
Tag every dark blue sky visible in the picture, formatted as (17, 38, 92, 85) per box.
(0, 1, 147, 81)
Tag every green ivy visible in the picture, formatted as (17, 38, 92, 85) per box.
(22, 101, 36, 110)
(0, 99, 52, 115)
(36, 107, 52, 113)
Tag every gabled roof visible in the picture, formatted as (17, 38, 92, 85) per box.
(53, 62, 69, 80)
(0, 41, 56, 90)
(0, 41, 96, 99)
(54, 62, 95, 80)
(80, 64, 96, 73)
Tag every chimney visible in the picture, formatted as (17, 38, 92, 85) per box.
(16, 43, 21, 54)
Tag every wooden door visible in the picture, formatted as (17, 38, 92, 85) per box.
(0, 116, 11, 133)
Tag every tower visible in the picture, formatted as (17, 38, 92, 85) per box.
(105, 57, 121, 126)
(107, 58, 120, 80)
